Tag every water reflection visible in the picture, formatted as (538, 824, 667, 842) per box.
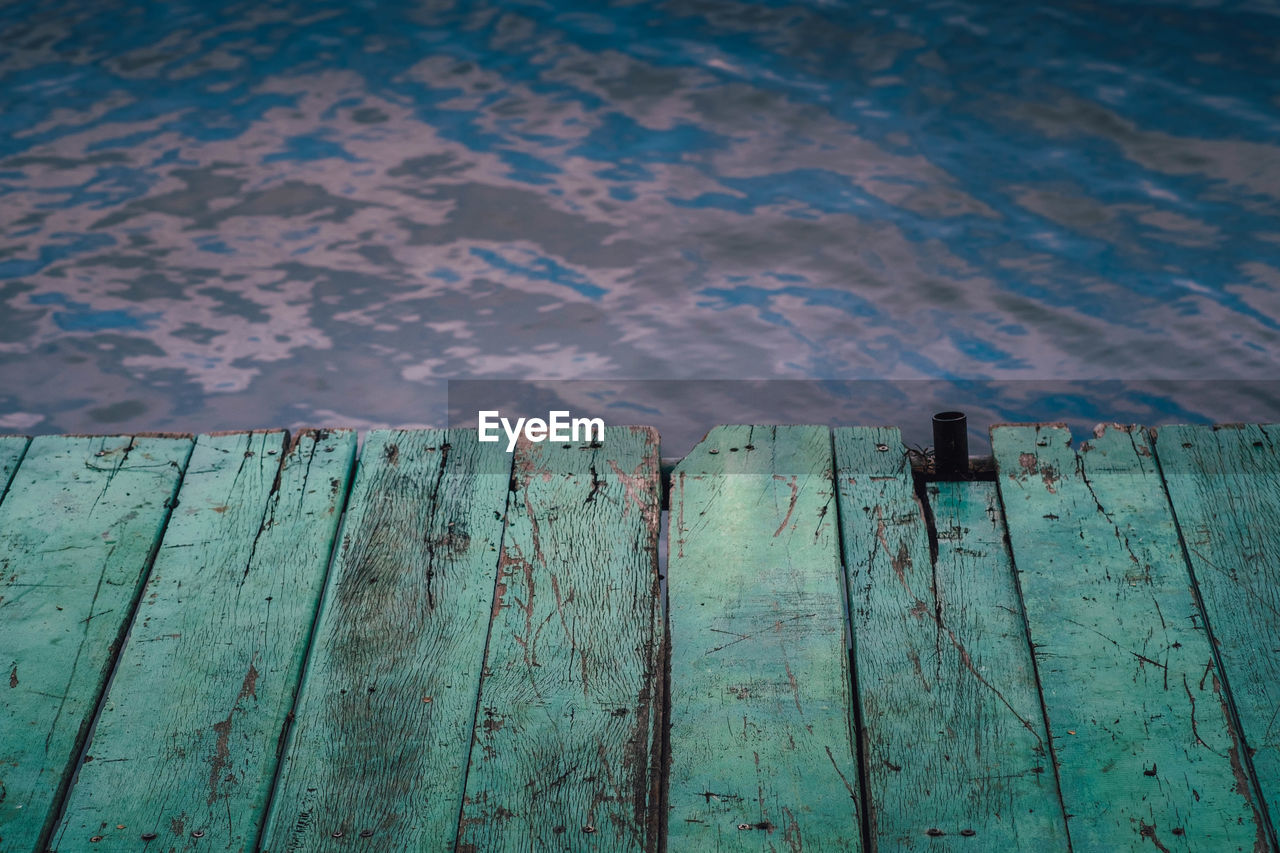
(1, 0, 1277, 436)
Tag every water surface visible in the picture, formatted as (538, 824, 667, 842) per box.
(2, 0, 1278, 450)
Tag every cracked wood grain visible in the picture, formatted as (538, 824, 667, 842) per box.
(992, 424, 1267, 852)
(51, 429, 356, 852)
(0, 435, 28, 504)
(666, 425, 863, 852)
(0, 434, 192, 852)
(260, 430, 512, 852)
(1154, 424, 1280, 848)
(834, 426, 1068, 851)
(457, 426, 663, 852)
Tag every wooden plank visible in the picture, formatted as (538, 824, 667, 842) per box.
(0, 435, 29, 503)
(457, 427, 664, 852)
(1155, 423, 1280, 843)
(665, 425, 863, 851)
(992, 424, 1268, 852)
(0, 434, 192, 851)
(260, 429, 512, 851)
(51, 429, 357, 850)
(833, 426, 1068, 850)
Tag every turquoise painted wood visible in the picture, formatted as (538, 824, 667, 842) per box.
(0, 435, 28, 501)
(992, 424, 1267, 852)
(458, 427, 664, 851)
(666, 425, 863, 851)
(260, 429, 512, 852)
(0, 434, 192, 852)
(7, 420, 1279, 853)
(1156, 424, 1280, 845)
(52, 429, 357, 851)
(834, 426, 1068, 850)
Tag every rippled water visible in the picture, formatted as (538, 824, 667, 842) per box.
(2, 0, 1278, 449)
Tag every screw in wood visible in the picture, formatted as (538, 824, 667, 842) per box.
(141, 833, 158, 841)
(360, 829, 374, 838)
(332, 830, 344, 838)
(737, 824, 751, 831)
(582, 824, 596, 833)
(192, 831, 205, 838)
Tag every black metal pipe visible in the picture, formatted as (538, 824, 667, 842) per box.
(932, 411, 969, 478)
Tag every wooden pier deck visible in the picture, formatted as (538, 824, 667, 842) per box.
(1, 424, 1277, 852)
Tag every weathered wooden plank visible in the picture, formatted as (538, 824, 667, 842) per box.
(1155, 423, 1280, 844)
(0, 434, 192, 851)
(992, 424, 1268, 852)
(833, 426, 1068, 850)
(260, 429, 512, 851)
(665, 425, 863, 851)
(457, 427, 664, 852)
(51, 429, 356, 850)
(0, 434, 29, 503)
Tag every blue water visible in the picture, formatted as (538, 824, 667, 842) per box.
(2, 0, 1278, 451)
